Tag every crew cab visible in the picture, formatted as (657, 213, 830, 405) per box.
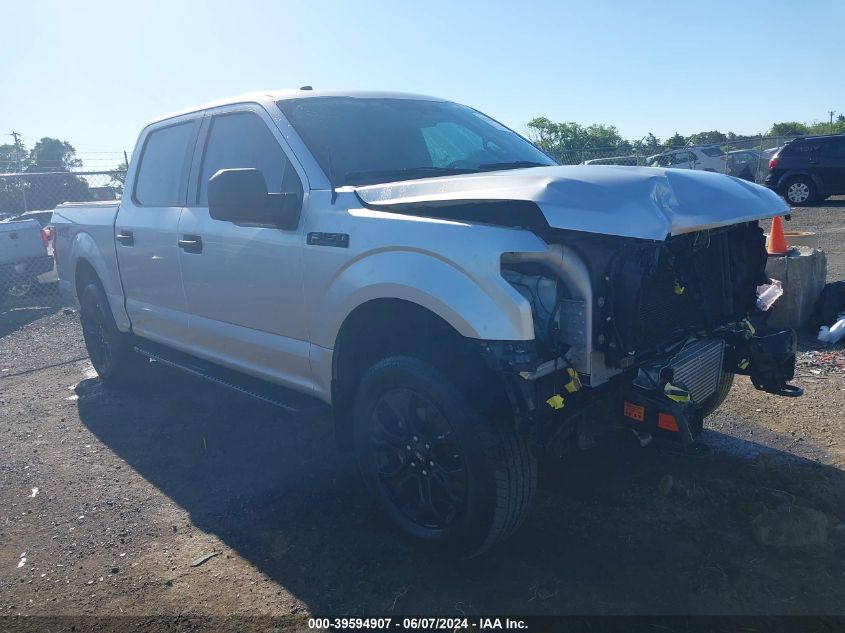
(53, 89, 802, 557)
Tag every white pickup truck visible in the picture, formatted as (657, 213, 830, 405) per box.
(1, 218, 54, 302)
(54, 89, 802, 557)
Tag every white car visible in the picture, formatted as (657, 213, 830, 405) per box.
(648, 146, 728, 172)
(52, 89, 801, 557)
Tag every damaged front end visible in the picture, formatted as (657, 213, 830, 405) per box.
(492, 221, 802, 452)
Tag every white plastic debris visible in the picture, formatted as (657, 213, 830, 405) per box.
(818, 314, 845, 345)
(30, 487, 39, 498)
(17, 553, 27, 569)
(756, 279, 784, 312)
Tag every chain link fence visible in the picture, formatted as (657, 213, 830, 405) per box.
(556, 135, 800, 180)
(1, 171, 123, 325)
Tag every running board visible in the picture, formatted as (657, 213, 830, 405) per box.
(133, 343, 320, 414)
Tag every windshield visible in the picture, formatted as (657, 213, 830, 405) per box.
(276, 97, 557, 186)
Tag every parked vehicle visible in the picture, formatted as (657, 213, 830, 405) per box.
(724, 150, 767, 183)
(1, 210, 59, 292)
(582, 156, 647, 166)
(764, 134, 845, 205)
(0, 219, 55, 302)
(1, 209, 55, 228)
(53, 90, 802, 557)
(647, 146, 727, 172)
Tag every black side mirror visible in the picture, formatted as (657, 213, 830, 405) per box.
(208, 168, 301, 230)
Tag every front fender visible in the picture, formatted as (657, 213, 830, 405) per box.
(310, 248, 535, 350)
(69, 231, 130, 332)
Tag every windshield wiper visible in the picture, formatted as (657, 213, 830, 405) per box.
(344, 166, 477, 185)
(477, 161, 550, 171)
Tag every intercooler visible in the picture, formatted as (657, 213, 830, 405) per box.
(634, 338, 725, 404)
(662, 338, 725, 404)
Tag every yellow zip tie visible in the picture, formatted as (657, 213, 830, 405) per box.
(546, 394, 565, 410)
(564, 367, 582, 393)
(664, 382, 691, 403)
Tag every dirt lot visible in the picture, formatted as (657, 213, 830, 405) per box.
(2, 199, 845, 627)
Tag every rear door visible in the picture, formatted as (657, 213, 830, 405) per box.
(819, 137, 845, 193)
(177, 105, 311, 391)
(115, 115, 200, 346)
(780, 139, 823, 183)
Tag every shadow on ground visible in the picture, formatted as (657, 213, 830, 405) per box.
(0, 286, 64, 338)
(75, 362, 845, 616)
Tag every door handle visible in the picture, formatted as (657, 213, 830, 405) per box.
(9, 232, 18, 240)
(116, 230, 134, 246)
(178, 235, 203, 254)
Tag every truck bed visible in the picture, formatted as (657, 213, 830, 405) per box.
(0, 219, 46, 265)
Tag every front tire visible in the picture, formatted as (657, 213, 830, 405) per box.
(783, 176, 816, 206)
(79, 282, 147, 385)
(353, 356, 536, 558)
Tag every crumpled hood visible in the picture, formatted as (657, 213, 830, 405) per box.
(354, 165, 788, 240)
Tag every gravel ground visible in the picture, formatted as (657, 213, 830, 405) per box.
(1, 198, 845, 629)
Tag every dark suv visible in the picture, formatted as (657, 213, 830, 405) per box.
(764, 134, 845, 205)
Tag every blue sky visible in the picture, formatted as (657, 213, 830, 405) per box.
(2, 0, 843, 168)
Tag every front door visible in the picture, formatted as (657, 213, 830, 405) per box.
(177, 106, 312, 392)
(115, 117, 200, 346)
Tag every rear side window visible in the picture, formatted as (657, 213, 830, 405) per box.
(823, 138, 845, 159)
(133, 121, 198, 207)
(782, 140, 823, 157)
(196, 112, 302, 205)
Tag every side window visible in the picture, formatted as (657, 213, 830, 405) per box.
(134, 121, 198, 207)
(197, 112, 302, 205)
(823, 138, 845, 159)
(784, 141, 822, 156)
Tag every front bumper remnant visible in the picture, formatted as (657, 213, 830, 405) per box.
(722, 327, 803, 397)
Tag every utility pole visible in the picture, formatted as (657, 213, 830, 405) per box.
(9, 131, 28, 211)
(830, 111, 836, 134)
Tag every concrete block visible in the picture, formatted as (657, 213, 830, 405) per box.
(764, 246, 827, 330)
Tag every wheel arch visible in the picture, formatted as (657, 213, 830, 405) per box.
(68, 231, 131, 332)
(777, 170, 824, 194)
(329, 297, 509, 451)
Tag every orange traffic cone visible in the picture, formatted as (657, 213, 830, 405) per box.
(766, 216, 789, 255)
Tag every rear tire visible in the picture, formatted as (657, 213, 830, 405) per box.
(6, 275, 35, 299)
(79, 282, 147, 385)
(783, 176, 816, 206)
(353, 356, 536, 558)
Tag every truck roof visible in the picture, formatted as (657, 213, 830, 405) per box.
(147, 89, 447, 126)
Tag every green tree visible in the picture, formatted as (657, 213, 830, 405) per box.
(23, 138, 91, 211)
(631, 133, 664, 157)
(0, 142, 31, 213)
(109, 158, 129, 195)
(687, 130, 728, 146)
(767, 122, 811, 137)
(664, 133, 687, 149)
(527, 117, 631, 164)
